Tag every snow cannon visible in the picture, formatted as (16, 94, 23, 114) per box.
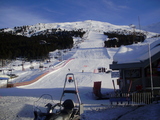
(33, 73, 83, 120)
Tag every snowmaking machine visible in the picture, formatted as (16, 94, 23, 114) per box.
(33, 73, 83, 120)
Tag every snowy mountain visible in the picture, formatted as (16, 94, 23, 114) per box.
(1, 20, 158, 38)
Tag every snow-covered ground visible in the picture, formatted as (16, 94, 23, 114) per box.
(0, 30, 160, 120)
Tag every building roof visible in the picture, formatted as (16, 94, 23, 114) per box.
(110, 38, 160, 70)
(113, 38, 160, 63)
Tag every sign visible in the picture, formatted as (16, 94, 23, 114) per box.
(111, 71, 120, 78)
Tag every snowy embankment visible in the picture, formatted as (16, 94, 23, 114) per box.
(0, 30, 160, 120)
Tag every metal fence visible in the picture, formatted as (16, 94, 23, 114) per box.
(109, 92, 152, 106)
(131, 92, 152, 105)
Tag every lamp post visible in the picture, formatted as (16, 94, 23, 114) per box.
(148, 43, 154, 97)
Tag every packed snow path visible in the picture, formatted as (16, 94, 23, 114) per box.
(25, 31, 114, 89)
(73, 31, 110, 59)
(1, 31, 117, 100)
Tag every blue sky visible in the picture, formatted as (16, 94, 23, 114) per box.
(0, 0, 160, 28)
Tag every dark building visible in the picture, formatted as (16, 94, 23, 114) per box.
(110, 42, 160, 95)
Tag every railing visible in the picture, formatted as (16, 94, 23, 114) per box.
(109, 92, 152, 106)
(131, 92, 152, 105)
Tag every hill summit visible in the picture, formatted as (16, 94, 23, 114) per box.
(1, 20, 157, 37)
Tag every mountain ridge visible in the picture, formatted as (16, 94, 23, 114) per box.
(1, 20, 158, 37)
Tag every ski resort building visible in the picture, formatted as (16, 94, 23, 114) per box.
(110, 39, 160, 95)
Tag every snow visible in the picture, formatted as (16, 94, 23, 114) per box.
(0, 22, 160, 120)
(4, 20, 158, 37)
(113, 37, 160, 63)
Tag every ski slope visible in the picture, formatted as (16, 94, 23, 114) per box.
(17, 31, 118, 100)
(0, 30, 160, 120)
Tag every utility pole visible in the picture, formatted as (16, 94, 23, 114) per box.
(148, 43, 154, 97)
